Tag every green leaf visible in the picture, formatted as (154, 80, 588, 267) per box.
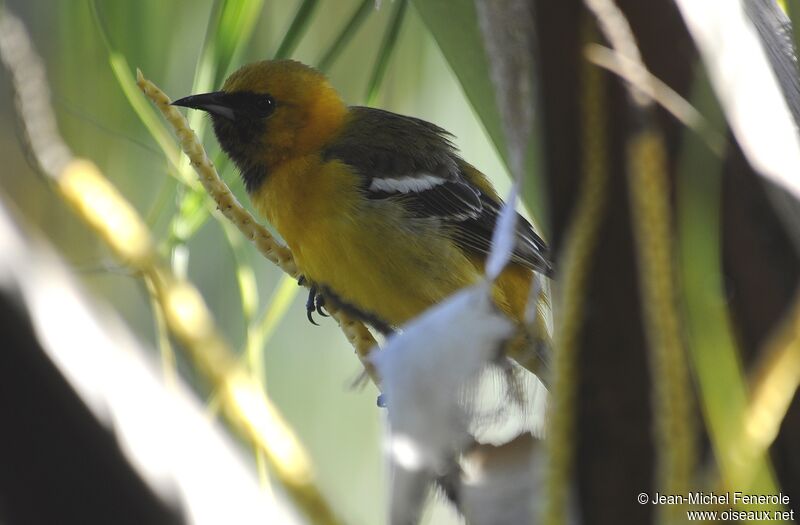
(677, 68, 781, 497)
(410, 0, 546, 226)
(411, 0, 505, 170)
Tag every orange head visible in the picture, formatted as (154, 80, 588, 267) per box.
(172, 60, 347, 191)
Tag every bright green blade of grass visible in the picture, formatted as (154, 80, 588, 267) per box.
(55, 94, 166, 158)
(169, 0, 266, 262)
(172, 0, 320, 243)
(90, 0, 188, 180)
(110, 57, 186, 177)
(189, 0, 265, 136)
(677, 69, 781, 497)
(365, 0, 408, 105)
(164, 152, 235, 248)
(317, 0, 373, 73)
(248, 274, 299, 367)
(274, 0, 320, 59)
(211, 0, 265, 86)
(222, 220, 259, 323)
(204, 273, 299, 415)
(167, 187, 207, 246)
(182, 0, 264, 173)
(144, 172, 178, 228)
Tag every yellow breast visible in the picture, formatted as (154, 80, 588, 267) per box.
(250, 156, 487, 326)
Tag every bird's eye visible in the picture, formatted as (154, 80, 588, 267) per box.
(255, 94, 275, 118)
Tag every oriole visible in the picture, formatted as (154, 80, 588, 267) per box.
(173, 59, 552, 341)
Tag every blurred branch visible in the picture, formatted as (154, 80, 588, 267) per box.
(584, 44, 725, 155)
(584, 0, 695, 518)
(206, 274, 299, 418)
(625, 129, 695, 519)
(0, 8, 343, 524)
(0, 201, 300, 525)
(583, 0, 646, 104)
(544, 24, 609, 525)
(136, 71, 380, 381)
(218, 218, 272, 490)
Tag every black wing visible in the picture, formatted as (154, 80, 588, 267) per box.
(322, 106, 552, 275)
(452, 186, 552, 275)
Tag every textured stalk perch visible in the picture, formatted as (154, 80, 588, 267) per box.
(0, 8, 343, 523)
(136, 70, 379, 379)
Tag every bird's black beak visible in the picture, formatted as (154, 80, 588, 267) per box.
(172, 91, 235, 121)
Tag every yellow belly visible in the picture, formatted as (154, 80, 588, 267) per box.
(251, 155, 532, 327)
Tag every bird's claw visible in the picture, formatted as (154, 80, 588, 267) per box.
(316, 294, 329, 317)
(306, 285, 320, 326)
(301, 277, 330, 325)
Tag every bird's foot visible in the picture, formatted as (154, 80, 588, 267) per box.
(304, 283, 329, 326)
(305, 285, 319, 326)
(315, 293, 329, 317)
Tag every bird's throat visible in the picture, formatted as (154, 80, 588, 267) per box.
(211, 115, 270, 192)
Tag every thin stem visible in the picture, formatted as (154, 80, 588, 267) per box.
(317, 0, 373, 73)
(365, 0, 407, 105)
(274, 0, 320, 59)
